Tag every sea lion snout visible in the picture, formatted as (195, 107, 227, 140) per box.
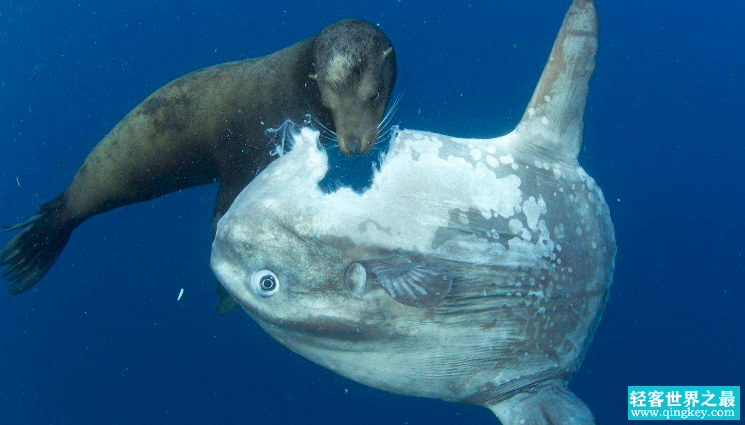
(343, 136, 362, 153)
(336, 128, 378, 155)
(331, 104, 383, 154)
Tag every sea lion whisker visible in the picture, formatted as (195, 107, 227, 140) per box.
(312, 116, 334, 134)
(309, 111, 337, 137)
(373, 123, 398, 148)
(378, 91, 404, 130)
(377, 116, 398, 141)
(384, 90, 404, 120)
(386, 91, 404, 121)
(315, 126, 337, 141)
(303, 102, 336, 137)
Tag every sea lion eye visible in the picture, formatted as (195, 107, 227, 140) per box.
(369, 91, 380, 102)
(251, 270, 279, 297)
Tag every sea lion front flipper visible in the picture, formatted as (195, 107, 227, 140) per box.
(362, 256, 453, 308)
(211, 181, 248, 314)
(215, 281, 237, 314)
(489, 380, 596, 425)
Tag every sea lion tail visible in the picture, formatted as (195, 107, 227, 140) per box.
(0, 197, 77, 294)
(489, 380, 596, 425)
(514, 0, 598, 162)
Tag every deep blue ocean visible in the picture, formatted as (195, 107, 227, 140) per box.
(1, 1, 743, 424)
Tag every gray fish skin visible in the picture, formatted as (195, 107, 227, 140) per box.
(211, 1, 613, 424)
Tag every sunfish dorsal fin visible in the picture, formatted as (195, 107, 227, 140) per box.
(514, 0, 598, 162)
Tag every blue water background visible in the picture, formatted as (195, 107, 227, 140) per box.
(1, 1, 743, 423)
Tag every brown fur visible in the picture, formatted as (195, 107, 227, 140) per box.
(1, 20, 396, 308)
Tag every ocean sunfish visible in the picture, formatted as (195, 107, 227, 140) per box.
(211, 1, 615, 424)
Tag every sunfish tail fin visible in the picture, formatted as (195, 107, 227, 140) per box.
(515, 0, 598, 162)
(489, 380, 596, 425)
(0, 196, 78, 294)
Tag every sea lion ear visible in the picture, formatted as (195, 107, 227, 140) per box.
(383, 47, 393, 58)
(361, 256, 453, 308)
(308, 73, 318, 81)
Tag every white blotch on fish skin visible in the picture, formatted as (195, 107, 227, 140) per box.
(576, 226, 583, 236)
(591, 241, 597, 249)
(522, 196, 547, 231)
(528, 290, 545, 302)
(544, 95, 551, 102)
(405, 135, 442, 157)
(554, 224, 565, 239)
(486, 145, 496, 154)
(528, 108, 536, 117)
(486, 155, 499, 167)
(412, 132, 424, 139)
(541, 117, 549, 125)
(469, 169, 523, 219)
(508, 219, 531, 240)
(459, 213, 470, 225)
(470, 148, 482, 161)
(499, 154, 514, 165)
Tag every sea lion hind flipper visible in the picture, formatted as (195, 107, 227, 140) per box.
(1, 213, 43, 232)
(489, 380, 596, 425)
(0, 198, 77, 294)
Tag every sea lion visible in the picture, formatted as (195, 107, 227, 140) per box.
(0, 19, 397, 308)
(212, 1, 611, 424)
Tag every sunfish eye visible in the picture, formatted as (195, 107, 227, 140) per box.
(251, 270, 279, 297)
(260, 276, 276, 291)
(369, 91, 380, 102)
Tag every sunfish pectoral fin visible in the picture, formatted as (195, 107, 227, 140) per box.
(489, 380, 596, 425)
(363, 256, 453, 308)
(514, 0, 598, 162)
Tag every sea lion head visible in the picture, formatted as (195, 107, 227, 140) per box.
(311, 19, 397, 155)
